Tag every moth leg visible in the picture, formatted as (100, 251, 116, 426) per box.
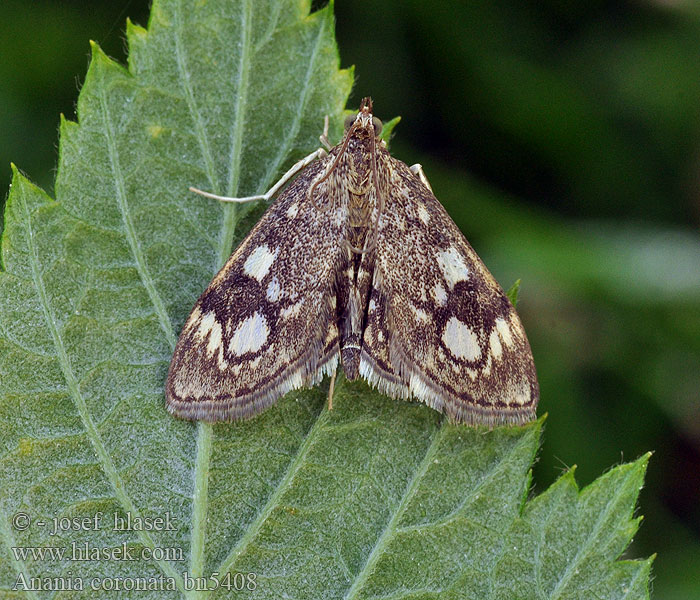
(189, 147, 328, 203)
(409, 163, 433, 193)
(319, 115, 332, 151)
(327, 368, 337, 411)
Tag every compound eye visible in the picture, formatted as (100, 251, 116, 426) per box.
(372, 116, 383, 136)
(344, 113, 357, 130)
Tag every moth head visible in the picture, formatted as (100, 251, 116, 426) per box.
(344, 97, 383, 139)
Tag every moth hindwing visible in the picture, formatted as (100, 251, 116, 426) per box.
(166, 97, 539, 426)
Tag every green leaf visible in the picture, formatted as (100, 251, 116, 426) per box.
(506, 278, 521, 307)
(379, 115, 401, 144)
(0, 1, 652, 598)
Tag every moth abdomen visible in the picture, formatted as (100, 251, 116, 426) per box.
(340, 339, 362, 380)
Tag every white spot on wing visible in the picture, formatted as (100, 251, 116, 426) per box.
(324, 322, 338, 345)
(195, 310, 216, 340)
(495, 317, 514, 348)
(516, 381, 530, 405)
(436, 247, 469, 290)
(489, 329, 503, 359)
(442, 316, 481, 361)
(193, 311, 228, 368)
(266, 276, 282, 302)
(506, 379, 530, 405)
(482, 354, 492, 376)
(411, 304, 431, 323)
(280, 300, 304, 319)
(417, 204, 430, 225)
(432, 283, 447, 307)
(286, 203, 299, 219)
(186, 306, 203, 332)
(244, 245, 278, 282)
(206, 320, 223, 357)
(229, 311, 269, 355)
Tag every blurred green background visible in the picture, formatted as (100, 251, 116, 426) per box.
(2, 1, 699, 597)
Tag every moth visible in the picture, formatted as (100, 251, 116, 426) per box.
(166, 98, 538, 425)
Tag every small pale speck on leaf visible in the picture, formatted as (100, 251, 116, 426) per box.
(147, 124, 166, 138)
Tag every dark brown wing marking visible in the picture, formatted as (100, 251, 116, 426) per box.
(166, 158, 346, 421)
(359, 152, 539, 426)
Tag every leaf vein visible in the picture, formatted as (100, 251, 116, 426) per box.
(97, 79, 178, 350)
(0, 509, 40, 600)
(214, 403, 329, 576)
(396, 434, 530, 534)
(13, 181, 186, 594)
(173, 0, 221, 195)
(343, 424, 447, 600)
(255, 13, 328, 197)
(549, 466, 639, 599)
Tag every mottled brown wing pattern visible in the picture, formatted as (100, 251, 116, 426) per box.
(166, 157, 346, 421)
(359, 152, 539, 426)
(167, 98, 538, 425)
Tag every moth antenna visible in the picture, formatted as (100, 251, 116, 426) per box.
(308, 120, 358, 211)
(368, 127, 384, 253)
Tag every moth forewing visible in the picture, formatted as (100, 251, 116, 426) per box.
(165, 156, 344, 421)
(357, 152, 539, 426)
(166, 97, 539, 425)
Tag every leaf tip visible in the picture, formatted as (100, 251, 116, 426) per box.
(87, 40, 117, 70)
(87, 40, 109, 72)
(8, 165, 41, 197)
(506, 278, 521, 306)
(9, 163, 29, 189)
(553, 463, 578, 490)
(380, 116, 401, 143)
(523, 412, 546, 439)
(126, 18, 147, 39)
(630, 451, 652, 476)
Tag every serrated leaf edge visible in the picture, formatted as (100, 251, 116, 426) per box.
(4, 168, 188, 594)
(542, 454, 650, 600)
(345, 421, 542, 598)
